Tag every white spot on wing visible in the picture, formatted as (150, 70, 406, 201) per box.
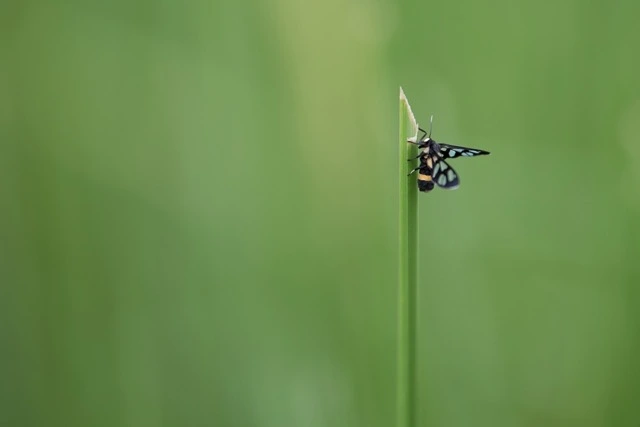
(438, 175, 447, 186)
(447, 169, 456, 181)
(448, 150, 456, 157)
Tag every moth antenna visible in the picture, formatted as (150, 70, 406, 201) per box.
(428, 115, 434, 137)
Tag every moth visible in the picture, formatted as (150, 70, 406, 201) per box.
(407, 116, 490, 192)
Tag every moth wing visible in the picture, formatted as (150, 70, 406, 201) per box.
(439, 143, 490, 159)
(431, 158, 460, 189)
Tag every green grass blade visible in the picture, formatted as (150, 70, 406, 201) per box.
(397, 87, 419, 427)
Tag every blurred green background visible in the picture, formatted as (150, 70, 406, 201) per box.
(2, 0, 640, 426)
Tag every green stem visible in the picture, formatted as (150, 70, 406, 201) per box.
(397, 87, 418, 427)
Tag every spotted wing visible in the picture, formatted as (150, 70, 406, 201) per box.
(439, 144, 490, 159)
(431, 157, 460, 189)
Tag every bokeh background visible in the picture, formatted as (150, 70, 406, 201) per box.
(2, 0, 640, 426)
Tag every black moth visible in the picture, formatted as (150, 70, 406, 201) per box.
(407, 116, 490, 192)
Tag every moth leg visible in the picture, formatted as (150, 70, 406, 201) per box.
(407, 154, 422, 161)
(407, 166, 421, 176)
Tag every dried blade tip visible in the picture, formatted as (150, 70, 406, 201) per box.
(399, 86, 418, 139)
